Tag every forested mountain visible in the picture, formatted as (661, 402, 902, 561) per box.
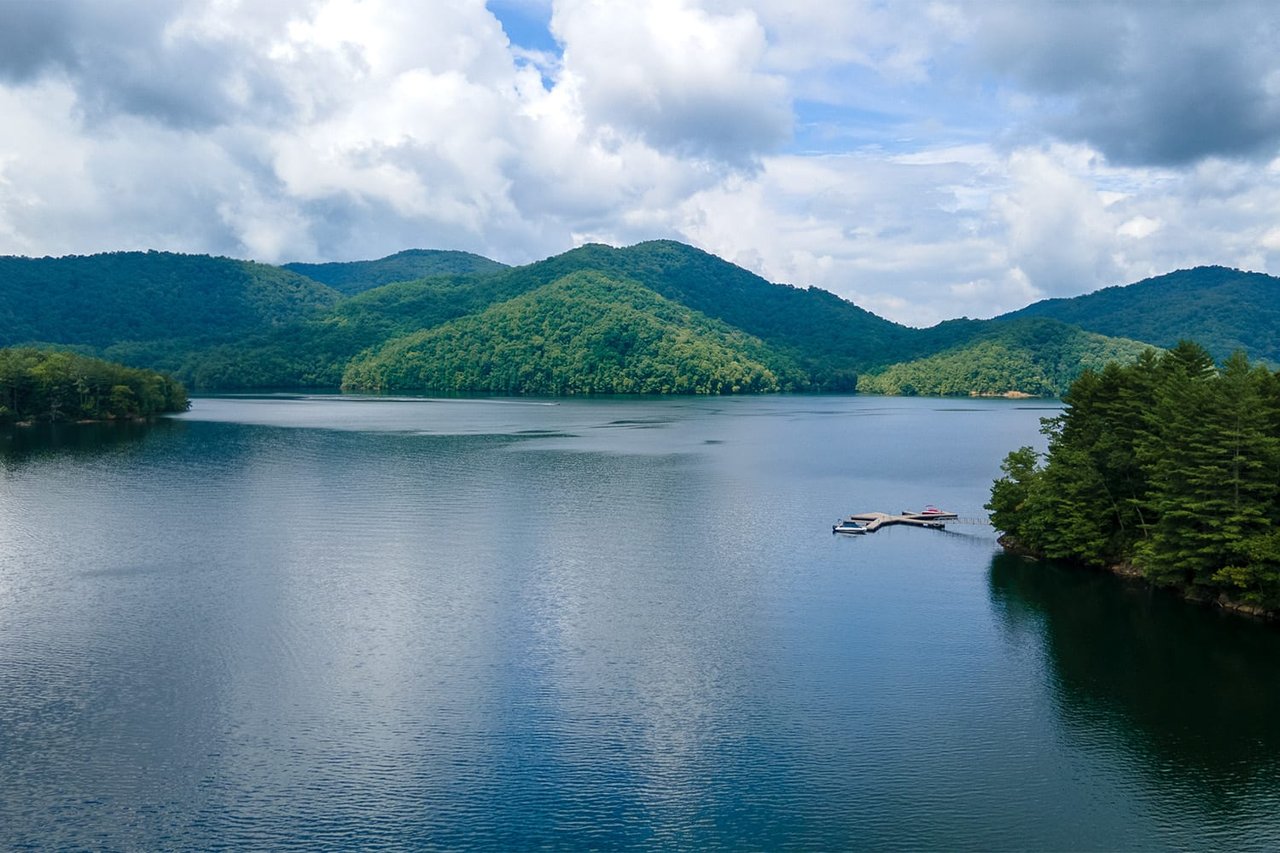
(0, 252, 340, 365)
(342, 271, 806, 395)
(4, 241, 1249, 397)
(178, 240, 922, 391)
(1002, 266, 1280, 364)
(463, 240, 922, 386)
(284, 249, 507, 295)
(177, 272, 516, 388)
(857, 319, 1153, 396)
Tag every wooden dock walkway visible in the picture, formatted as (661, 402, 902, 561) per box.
(835, 509, 960, 534)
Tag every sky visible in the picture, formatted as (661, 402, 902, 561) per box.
(2, 1, 1280, 326)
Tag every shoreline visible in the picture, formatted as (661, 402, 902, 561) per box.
(997, 534, 1278, 623)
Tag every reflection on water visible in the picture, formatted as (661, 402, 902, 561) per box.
(4, 396, 1280, 849)
(989, 553, 1280, 843)
(0, 418, 184, 468)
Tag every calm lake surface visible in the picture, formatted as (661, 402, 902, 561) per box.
(2, 395, 1279, 850)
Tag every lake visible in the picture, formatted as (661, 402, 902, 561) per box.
(1, 395, 1278, 850)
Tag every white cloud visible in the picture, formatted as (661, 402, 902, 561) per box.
(550, 0, 791, 164)
(0, 0, 1279, 326)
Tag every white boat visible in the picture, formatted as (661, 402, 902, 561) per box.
(902, 505, 958, 520)
(832, 519, 868, 535)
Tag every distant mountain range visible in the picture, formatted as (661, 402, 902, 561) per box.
(999, 265, 1280, 364)
(0, 242, 1273, 396)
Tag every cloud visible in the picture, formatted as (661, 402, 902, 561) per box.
(0, 0, 77, 82)
(550, 0, 791, 165)
(1, 0, 1280, 327)
(965, 1, 1280, 166)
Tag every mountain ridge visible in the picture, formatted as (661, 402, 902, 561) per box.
(1001, 265, 1280, 363)
(2, 242, 1271, 396)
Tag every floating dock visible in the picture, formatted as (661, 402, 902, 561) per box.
(833, 508, 959, 534)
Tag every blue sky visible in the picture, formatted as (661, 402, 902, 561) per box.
(1, 0, 1279, 325)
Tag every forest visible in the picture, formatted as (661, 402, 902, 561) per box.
(341, 272, 804, 395)
(2, 242, 1276, 397)
(987, 342, 1280, 614)
(0, 348, 189, 423)
(856, 318, 1152, 396)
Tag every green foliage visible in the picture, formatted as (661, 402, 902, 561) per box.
(858, 318, 1154, 397)
(283, 249, 507, 295)
(1005, 265, 1280, 364)
(0, 251, 340, 361)
(398, 240, 919, 389)
(174, 271, 547, 389)
(342, 272, 807, 395)
(0, 243, 1250, 398)
(987, 342, 1280, 611)
(0, 348, 188, 423)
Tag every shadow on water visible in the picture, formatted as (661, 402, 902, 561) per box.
(0, 418, 186, 469)
(988, 552, 1280, 814)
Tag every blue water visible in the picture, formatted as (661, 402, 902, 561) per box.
(1, 395, 1278, 850)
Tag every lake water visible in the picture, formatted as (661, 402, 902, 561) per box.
(1, 395, 1278, 850)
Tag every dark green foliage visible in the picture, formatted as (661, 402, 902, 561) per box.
(0, 251, 340, 347)
(342, 272, 806, 395)
(988, 342, 1280, 611)
(1004, 266, 1280, 364)
(398, 240, 922, 389)
(284, 249, 508, 295)
(858, 318, 1153, 396)
(0, 251, 340, 365)
(0, 242, 1218, 397)
(0, 348, 188, 423)
(174, 271, 551, 389)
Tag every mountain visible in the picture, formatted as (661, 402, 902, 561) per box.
(0, 241, 1188, 397)
(857, 318, 1155, 396)
(181, 240, 920, 391)
(1001, 266, 1280, 363)
(284, 249, 508, 295)
(0, 251, 340, 370)
(341, 271, 807, 395)
(453, 240, 922, 385)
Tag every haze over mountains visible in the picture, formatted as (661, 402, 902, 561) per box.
(1, 241, 1272, 396)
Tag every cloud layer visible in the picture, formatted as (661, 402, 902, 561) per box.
(1, 0, 1279, 325)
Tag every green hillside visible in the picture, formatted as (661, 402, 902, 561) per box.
(1003, 266, 1280, 363)
(0, 252, 340, 368)
(284, 249, 508, 295)
(341, 271, 807, 395)
(455, 240, 920, 387)
(857, 319, 1154, 396)
(0, 242, 1211, 397)
(180, 240, 913, 391)
(176, 269, 550, 388)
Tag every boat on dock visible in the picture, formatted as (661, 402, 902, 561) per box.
(832, 518, 869, 535)
(835, 507, 958, 534)
(901, 505, 959, 521)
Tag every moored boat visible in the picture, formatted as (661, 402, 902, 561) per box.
(833, 518, 869, 534)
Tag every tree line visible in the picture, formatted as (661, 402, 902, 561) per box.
(987, 341, 1280, 612)
(0, 348, 189, 423)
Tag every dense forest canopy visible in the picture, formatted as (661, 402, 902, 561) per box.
(1003, 266, 1280, 364)
(342, 271, 806, 395)
(0, 348, 188, 423)
(284, 249, 508, 296)
(857, 319, 1153, 397)
(988, 342, 1280, 612)
(0, 251, 339, 353)
(2, 242, 1272, 397)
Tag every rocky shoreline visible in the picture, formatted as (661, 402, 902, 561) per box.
(997, 534, 1277, 622)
